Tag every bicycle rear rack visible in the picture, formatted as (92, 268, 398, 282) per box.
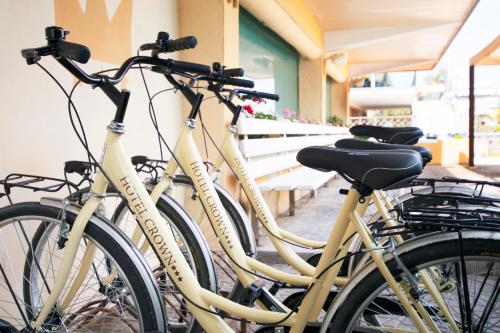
(0, 173, 83, 204)
(374, 197, 500, 238)
(411, 176, 500, 198)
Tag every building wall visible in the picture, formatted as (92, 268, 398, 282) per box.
(299, 57, 326, 123)
(177, 0, 240, 194)
(275, 0, 323, 50)
(0, 0, 350, 218)
(331, 80, 350, 124)
(0, 0, 182, 204)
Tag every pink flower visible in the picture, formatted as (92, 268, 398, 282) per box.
(282, 108, 294, 118)
(298, 115, 307, 123)
(243, 104, 254, 115)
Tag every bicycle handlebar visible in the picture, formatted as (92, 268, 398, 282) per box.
(21, 26, 211, 86)
(167, 36, 198, 52)
(56, 40, 91, 64)
(216, 77, 254, 88)
(222, 68, 244, 78)
(151, 65, 255, 89)
(211, 62, 245, 78)
(139, 31, 198, 54)
(235, 89, 280, 101)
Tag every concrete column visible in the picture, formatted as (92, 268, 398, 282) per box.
(330, 79, 350, 125)
(178, 0, 239, 189)
(299, 56, 326, 123)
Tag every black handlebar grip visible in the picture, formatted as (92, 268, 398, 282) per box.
(252, 91, 280, 101)
(222, 68, 244, 77)
(55, 40, 91, 64)
(167, 36, 198, 52)
(139, 42, 158, 51)
(223, 77, 255, 89)
(169, 59, 211, 75)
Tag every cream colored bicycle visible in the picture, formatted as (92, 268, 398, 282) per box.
(99, 60, 500, 317)
(4, 27, 499, 332)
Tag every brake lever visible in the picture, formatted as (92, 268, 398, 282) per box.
(21, 46, 52, 65)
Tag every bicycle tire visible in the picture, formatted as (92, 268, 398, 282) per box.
(68, 189, 217, 333)
(0, 201, 166, 333)
(323, 231, 500, 333)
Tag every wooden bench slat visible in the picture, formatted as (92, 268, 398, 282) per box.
(246, 153, 300, 179)
(295, 171, 336, 191)
(240, 135, 345, 158)
(258, 167, 336, 192)
(237, 117, 349, 218)
(237, 118, 350, 136)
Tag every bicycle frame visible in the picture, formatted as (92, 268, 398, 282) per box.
(159, 125, 404, 280)
(154, 122, 457, 330)
(144, 120, 451, 330)
(32, 119, 445, 332)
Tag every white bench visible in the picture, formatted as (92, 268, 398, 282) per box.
(237, 117, 350, 216)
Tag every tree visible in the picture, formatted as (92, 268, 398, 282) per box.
(423, 68, 448, 85)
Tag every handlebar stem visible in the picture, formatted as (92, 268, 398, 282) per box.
(113, 90, 131, 123)
(187, 93, 204, 120)
(230, 105, 243, 126)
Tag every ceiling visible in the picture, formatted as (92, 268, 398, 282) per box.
(470, 35, 500, 66)
(304, 0, 479, 77)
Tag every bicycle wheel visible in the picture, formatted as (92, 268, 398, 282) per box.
(107, 176, 255, 332)
(109, 190, 218, 332)
(0, 202, 165, 332)
(325, 231, 500, 333)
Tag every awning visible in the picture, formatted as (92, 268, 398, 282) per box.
(468, 35, 500, 167)
(470, 35, 500, 66)
(240, 1, 478, 78)
(305, 0, 479, 77)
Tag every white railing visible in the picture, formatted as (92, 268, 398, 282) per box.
(475, 132, 500, 157)
(348, 115, 412, 127)
(238, 117, 350, 136)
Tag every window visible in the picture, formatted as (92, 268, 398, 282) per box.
(239, 8, 299, 117)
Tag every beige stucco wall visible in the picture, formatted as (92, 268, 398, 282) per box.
(0, 0, 350, 239)
(0, 0, 182, 205)
(177, 0, 240, 194)
(0, 0, 182, 313)
(299, 57, 327, 123)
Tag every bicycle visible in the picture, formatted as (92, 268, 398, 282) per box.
(0, 26, 220, 332)
(98, 62, 499, 306)
(8, 27, 500, 332)
(54, 43, 500, 330)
